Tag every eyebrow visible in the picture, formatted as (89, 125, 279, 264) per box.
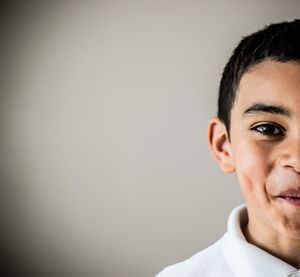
(243, 103, 291, 117)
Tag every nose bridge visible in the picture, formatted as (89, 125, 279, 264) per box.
(279, 133, 300, 172)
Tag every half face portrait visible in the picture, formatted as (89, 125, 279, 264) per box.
(211, 60, 300, 240)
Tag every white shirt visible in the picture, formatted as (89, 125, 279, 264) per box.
(156, 204, 300, 277)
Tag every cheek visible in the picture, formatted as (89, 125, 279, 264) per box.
(234, 142, 271, 200)
(234, 140, 270, 174)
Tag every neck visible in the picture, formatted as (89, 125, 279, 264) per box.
(242, 209, 300, 269)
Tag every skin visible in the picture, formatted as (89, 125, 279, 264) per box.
(208, 60, 300, 268)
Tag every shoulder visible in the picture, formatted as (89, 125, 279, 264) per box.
(155, 234, 234, 277)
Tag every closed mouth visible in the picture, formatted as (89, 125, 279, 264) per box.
(277, 190, 300, 206)
(278, 196, 300, 200)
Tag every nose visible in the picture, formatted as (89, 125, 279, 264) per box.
(278, 140, 300, 173)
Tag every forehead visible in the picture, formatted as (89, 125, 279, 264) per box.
(233, 60, 300, 113)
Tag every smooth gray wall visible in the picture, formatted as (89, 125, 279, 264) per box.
(1, 1, 300, 276)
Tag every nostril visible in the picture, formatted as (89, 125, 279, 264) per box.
(278, 154, 300, 173)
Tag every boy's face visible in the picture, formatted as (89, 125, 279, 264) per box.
(209, 60, 300, 239)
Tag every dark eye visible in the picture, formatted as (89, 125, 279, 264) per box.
(251, 123, 285, 137)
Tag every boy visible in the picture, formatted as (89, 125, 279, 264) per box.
(157, 20, 300, 277)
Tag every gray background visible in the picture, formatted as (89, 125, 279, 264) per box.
(1, 1, 300, 276)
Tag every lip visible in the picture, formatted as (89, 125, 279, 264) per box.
(277, 189, 300, 207)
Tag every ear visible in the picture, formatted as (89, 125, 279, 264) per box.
(207, 117, 235, 173)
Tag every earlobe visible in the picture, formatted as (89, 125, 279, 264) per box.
(207, 117, 235, 173)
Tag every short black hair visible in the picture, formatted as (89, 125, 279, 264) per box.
(218, 19, 300, 135)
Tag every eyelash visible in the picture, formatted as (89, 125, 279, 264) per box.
(250, 122, 285, 137)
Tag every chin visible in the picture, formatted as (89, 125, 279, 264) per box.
(277, 220, 300, 239)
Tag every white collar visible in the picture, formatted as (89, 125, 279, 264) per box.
(221, 204, 300, 277)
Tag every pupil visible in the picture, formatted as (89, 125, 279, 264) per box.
(261, 125, 275, 133)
